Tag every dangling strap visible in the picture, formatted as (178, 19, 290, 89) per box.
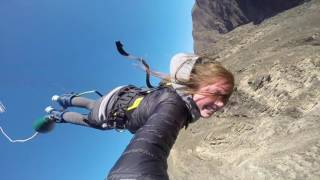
(115, 41, 154, 88)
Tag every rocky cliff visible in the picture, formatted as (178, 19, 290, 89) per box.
(168, 0, 320, 179)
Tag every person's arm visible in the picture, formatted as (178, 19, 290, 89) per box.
(107, 92, 188, 180)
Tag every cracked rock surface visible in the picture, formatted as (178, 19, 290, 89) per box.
(168, 0, 320, 179)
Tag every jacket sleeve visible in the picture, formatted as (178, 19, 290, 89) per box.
(107, 90, 189, 180)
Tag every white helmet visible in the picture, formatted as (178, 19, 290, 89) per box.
(170, 53, 200, 83)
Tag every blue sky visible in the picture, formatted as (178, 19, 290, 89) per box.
(0, 0, 194, 179)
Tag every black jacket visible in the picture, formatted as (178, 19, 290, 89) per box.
(107, 87, 191, 180)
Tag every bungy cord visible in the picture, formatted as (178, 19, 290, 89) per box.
(0, 101, 39, 143)
(0, 126, 39, 143)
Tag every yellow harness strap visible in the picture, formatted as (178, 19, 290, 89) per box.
(127, 97, 144, 111)
(125, 83, 173, 112)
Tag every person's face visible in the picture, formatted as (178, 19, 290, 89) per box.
(192, 78, 233, 118)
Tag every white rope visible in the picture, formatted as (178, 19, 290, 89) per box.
(0, 101, 6, 113)
(0, 126, 38, 143)
(77, 90, 97, 96)
(0, 102, 39, 143)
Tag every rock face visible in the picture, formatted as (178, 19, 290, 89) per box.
(192, 0, 310, 54)
(168, 0, 320, 179)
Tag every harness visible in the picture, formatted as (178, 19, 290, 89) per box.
(102, 85, 161, 131)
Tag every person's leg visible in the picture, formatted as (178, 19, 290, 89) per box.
(44, 106, 89, 126)
(48, 92, 111, 130)
(61, 112, 90, 127)
(69, 96, 96, 110)
(52, 94, 97, 110)
(45, 103, 107, 129)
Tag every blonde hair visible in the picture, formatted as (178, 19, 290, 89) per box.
(183, 61, 234, 95)
(148, 56, 234, 95)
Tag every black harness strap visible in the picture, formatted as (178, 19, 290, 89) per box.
(105, 85, 154, 130)
(115, 41, 154, 88)
(104, 85, 165, 131)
